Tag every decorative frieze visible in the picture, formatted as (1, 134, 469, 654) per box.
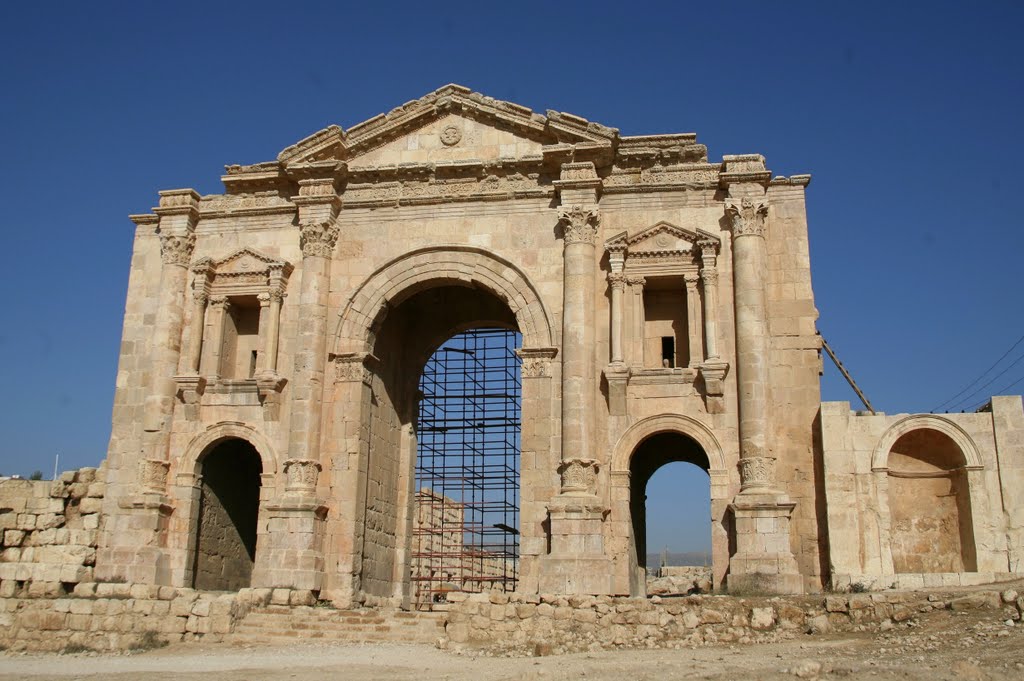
(559, 458, 600, 495)
(558, 205, 600, 245)
(725, 197, 769, 238)
(283, 458, 322, 493)
(738, 456, 775, 491)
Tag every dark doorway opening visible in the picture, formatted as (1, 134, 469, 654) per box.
(192, 438, 262, 591)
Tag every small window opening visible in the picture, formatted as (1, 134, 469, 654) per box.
(249, 351, 258, 378)
(661, 336, 675, 368)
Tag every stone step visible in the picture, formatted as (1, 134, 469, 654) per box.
(230, 607, 445, 645)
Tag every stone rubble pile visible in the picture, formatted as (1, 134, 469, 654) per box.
(0, 468, 105, 598)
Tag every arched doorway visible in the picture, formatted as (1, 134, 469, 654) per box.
(628, 432, 711, 596)
(192, 438, 263, 591)
(356, 284, 525, 607)
(886, 428, 977, 573)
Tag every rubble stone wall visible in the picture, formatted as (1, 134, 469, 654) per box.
(442, 588, 1024, 654)
(0, 468, 105, 599)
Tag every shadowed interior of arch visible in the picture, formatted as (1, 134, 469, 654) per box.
(191, 438, 262, 591)
(629, 432, 711, 595)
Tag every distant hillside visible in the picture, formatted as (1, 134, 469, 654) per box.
(647, 551, 711, 567)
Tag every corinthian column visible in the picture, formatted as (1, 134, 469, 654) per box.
(141, 189, 200, 476)
(726, 196, 772, 490)
(558, 204, 599, 476)
(286, 176, 341, 467)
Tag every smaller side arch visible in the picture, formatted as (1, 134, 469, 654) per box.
(179, 421, 280, 478)
(612, 414, 727, 474)
(871, 415, 984, 472)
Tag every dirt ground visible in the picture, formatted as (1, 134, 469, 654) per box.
(1, 605, 1021, 681)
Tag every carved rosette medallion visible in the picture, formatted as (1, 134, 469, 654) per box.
(283, 458, 322, 493)
(725, 197, 769, 238)
(299, 220, 341, 259)
(139, 459, 170, 493)
(738, 456, 775, 490)
(608, 272, 627, 292)
(439, 125, 462, 146)
(159, 232, 196, 267)
(559, 458, 600, 494)
(558, 205, 600, 246)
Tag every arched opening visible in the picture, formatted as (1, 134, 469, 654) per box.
(192, 438, 262, 591)
(412, 327, 521, 609)
(629, 432, 711, 596)
(887, 428, 977, 573)
(358, 284, 522, 608)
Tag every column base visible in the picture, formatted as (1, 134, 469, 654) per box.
(727, 491, 803, 595)
(253, 496, 327, 592)
(540, 493, 612, 595)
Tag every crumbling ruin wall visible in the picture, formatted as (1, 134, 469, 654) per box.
(0, 467, 105, 599)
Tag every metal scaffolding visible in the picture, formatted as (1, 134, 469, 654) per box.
(412, 327, 521, 610)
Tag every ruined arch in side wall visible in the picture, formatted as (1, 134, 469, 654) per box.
(611, 414, 730, 596)
(330, 246, 556, 605)
(871, 415, 984, 575)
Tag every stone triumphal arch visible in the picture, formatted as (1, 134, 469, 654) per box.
(90, 85, 1024, 604)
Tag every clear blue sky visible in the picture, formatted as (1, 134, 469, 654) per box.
(2, 2, 1022, 553)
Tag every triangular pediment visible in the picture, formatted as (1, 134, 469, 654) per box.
(277, 84, 619, 165)
(213, 248, 290, 276)
(606, 222, 720, 256)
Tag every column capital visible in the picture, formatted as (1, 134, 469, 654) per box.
(626, 275, 646, 288)
(701, 267, 719, 286)
(725, 197, 769, 238)
(516, 346, 558, 378)
(558, 205, 600, 245)
(257, 292, 272, 308)
(683, 271, 700, 288)
(607, 272, 628, 291)
(192, 289, 209, 305)
(208, 295, 231, 310)
(159, 232, 195, 267)
(697, 238, 720, 258)
(268, 285, 286, 303)
(299, 219, 341, 259)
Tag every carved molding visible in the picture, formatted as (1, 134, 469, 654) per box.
(139, 459, 170, 493)
(559, 457, 600, 495)
(299, 220, 341, 259)
(558, 205, 600, 246)
(333, 352, 376, 385)
(725, 197, 769, 238)
(283, 458, 322, 493)
(738, 456, 775, 490)
(515, 347, 558, 379)
(159, 232, 195, 267)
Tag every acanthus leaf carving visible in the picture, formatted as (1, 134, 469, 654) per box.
(159, 232, 196, 267)
(725, 197, 769, 238)
(558, 205, 600, 246)
(558, 457, 600, 495)
(283, 458, 322, 493)
(299, 220, 341, 259)
(738, 455, 775, 490)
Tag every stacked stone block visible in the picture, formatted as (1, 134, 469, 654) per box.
(0, 467, 105, 598)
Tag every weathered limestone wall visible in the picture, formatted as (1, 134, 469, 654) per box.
(0, 468, 104, 598)
(820, 397, 1024, 589)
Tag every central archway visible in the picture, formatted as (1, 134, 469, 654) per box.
(334, 247, 554, 608)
